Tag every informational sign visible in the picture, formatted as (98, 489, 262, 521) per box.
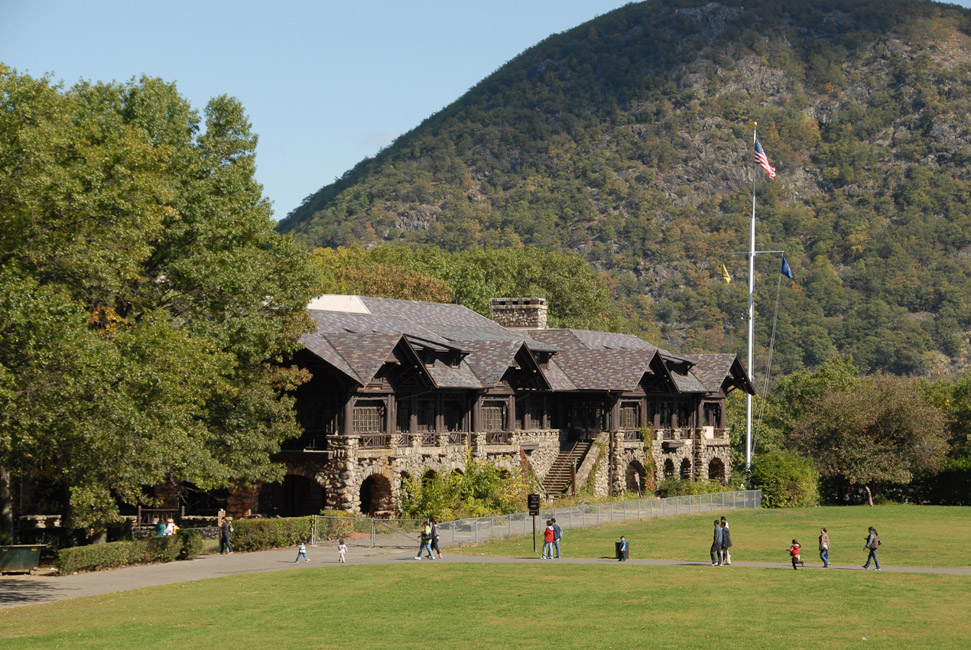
(527, 493, 540, 516)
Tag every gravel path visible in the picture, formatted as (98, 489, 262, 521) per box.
(3, 548, 969, 609)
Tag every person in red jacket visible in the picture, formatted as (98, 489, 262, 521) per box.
(541, 520, 555, 559)
(788, 539, 805, 570)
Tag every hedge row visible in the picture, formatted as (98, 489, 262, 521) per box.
(57, 530, 203, 574)
(230, 517, 314, 551)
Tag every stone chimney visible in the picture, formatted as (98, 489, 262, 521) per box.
(490, 297, 548, 330)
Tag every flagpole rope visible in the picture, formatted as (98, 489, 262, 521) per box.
(753, 271, 783, 454)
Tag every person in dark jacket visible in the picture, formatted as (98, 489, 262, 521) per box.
(220, 516, 234, 554)
(720, 520, 733, 566)
(710, 519, 723, 566)
(551, 518, 563, 558)
(862, 526, 881, 570)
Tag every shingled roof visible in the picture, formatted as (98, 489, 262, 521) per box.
(300, 295, 752, 395)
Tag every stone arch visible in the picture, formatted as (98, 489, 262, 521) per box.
(663, 458, 675, 479)
(680, 458, 692, 480)
(708, 457, 726, 483)
(258, 474, 325, 517)
(423, 469, 438, 481)
(359, 474, 393, 518)
(625, 460, 646, 495)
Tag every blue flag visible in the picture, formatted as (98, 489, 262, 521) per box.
(781, 255, 794, 280)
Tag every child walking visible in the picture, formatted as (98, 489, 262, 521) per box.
(788, 539, 805, 570)
(338, 539, 347, 564)
(295, 538, 310, 563)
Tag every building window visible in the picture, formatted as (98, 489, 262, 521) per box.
(396, 399, 411, 433)
(567, 399, 606, 431)
(443, 399, 465, 432)
(704, 402, 721, 427)
(416, 399, 436, 432)
(677, 402, 693, 428)
(481, 400, 507, 432)
(620, 402, 640, 429)
(352, 400, 385, 434)
(658, 402, 672, 428)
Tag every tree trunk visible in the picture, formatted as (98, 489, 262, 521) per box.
(0, 467, 13, 540)
(864, 484, 874, 507)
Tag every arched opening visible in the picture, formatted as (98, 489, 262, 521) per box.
(423, 469, 438, 481)
(708, 458, 726, 483)
(359, 474, 393, 517)
(258, 475, 325, 517)
(663, 458, 675, 479)
(680, 458, 692, 480)
(625, 461, 646, 495)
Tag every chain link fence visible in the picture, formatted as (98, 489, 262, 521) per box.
(312, 490, 761, 549)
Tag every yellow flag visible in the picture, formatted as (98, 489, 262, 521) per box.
(721, 263, 731, 285)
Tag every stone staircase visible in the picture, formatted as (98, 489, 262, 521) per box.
(541, 441, 592, 496)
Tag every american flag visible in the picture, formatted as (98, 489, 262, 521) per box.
(754, 138, 776, 178)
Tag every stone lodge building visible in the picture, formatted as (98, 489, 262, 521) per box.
(238, 296, 754, 518)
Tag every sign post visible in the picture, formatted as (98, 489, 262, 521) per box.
(528, 493, 540, 553)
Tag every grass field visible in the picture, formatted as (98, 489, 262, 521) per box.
(1, 506, 969, 649)
(458, 504, 971, 568)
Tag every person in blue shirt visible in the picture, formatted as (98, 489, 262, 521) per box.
(618, 536, 628, 562)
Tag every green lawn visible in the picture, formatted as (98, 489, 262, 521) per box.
(458, 505, 971, 568)
(1, 505, 969, 649)
(1, 563, 969, 649)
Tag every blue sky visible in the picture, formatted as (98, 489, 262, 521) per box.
(1, 0, 634, 219)
(3, 1, 971, 219)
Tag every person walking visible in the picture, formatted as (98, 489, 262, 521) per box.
(862, 526, 881, 570)
(338, 539, 347, 564)
(220, 516, 234, 554)
(720, 520, 732, 566)
(720, 516, 732, 565)
(542, 520, 555, 559)
(430, 518, 443, 560)
(788, 539, 805, 569)
(710, 519, 723, 566)
(415, 520, 435, 560)
(819, 528, 830, 568)
(551, 518, 563, 559)
(295, 538, 310, 563)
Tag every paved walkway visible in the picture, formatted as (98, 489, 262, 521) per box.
(3, 548, 969, 609)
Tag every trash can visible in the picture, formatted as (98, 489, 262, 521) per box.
(0, 545, 46, 574)
(615, 541, 629, 561)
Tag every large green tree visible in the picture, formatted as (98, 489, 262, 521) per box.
(788, 373, 949, 504)
(0, 67, 316, 533)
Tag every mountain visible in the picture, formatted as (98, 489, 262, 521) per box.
(278, 0, 971, 378)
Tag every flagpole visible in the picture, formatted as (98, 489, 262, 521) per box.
(746, 124, 757, 477)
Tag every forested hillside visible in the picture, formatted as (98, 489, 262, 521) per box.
(279, 0, 971, 378)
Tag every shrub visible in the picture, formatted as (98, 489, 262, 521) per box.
(145, 535, 183, 563)
(57, 540, 146, 574)
(231, 517, 314, 552)
(177, 529, 204, 560)
(654, 478, 732, 498)
(750, 449, 819, 508)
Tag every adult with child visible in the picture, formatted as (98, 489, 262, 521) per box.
(862, 526, 881, 570)
(551, 518, 563, 559)
(719, 519, 732, 566)
(818, 528, 830, 568)
(710, 519, 723, 566)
